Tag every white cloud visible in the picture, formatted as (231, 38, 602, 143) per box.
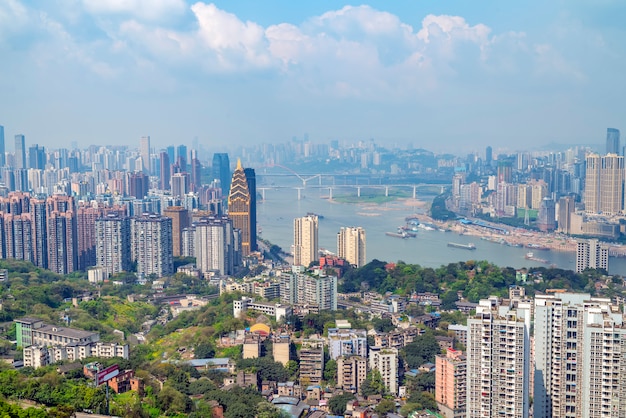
(82, 0, 186, 22)
(191, 2, 272, 69)
(1, 2, 597, 99)
(0, 0, 29, 42)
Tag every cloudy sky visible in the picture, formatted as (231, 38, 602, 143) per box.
(0, 0, 624, 153)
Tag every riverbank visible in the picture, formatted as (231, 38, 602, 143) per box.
(404, 211, 578, 253)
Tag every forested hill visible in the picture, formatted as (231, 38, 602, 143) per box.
(339, 259, 612, 307)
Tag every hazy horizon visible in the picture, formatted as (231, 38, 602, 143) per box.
(1, 1, 625, 153)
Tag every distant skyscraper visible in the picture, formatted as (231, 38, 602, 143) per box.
(166, 146, 175, 166)
(485, 146, 492, 166)
(140, 136, 151, 174)
(159, 151, 170, 190)
(163, 206, 189, 257)
(0, 125, 5, 167)
(228, 159, 254, 257)
(212, 153, 231, 197)
(337, 226, 366, 267)
(190, 157, 202, 192)
(536, 198, 556, 232)
(244, 167, 257, 253)
(576, 239, 609, 273)
(171, 172, 190, 199)
(497, 160, 513, 184)
(96, 212, 131, 277)
(194, 215, 234, 276)
(584, 153, 600, 213)
(176, 145, 187, 172)
(14, 134, 26, 169)
(128, 172, 149, 199)
(606, 128, 620, 155)
(293, 214, 318, 267)
(28, 144, 45, 170)
(131, 213, 173, 278)
(557, 195, 575, 234)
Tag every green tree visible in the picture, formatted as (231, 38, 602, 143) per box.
(324, 359, 337, 383)
(361, 370, 386, 397)
(285, 360, 299, 378)
(403, 333, 442, 368)
(195, 342, 216, 359)
(375, 398, 396, 415)
(256, 401, 289, 418)
(328, 393, 355, 415)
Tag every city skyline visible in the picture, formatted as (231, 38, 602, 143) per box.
(1, 1, 625, 152)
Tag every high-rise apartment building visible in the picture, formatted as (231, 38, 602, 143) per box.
(369, 346, 399, 396)
(279, 269, 337, 310)
(139, 136, 150, 174)
(337, 226, 366, 267)
(163, 206, 189, 257)
(300, 273, 337, 311)
(47, 211, 77, 274)
(575, 239, 609, 273)
(466, 297, 531, 418)
(435, 348, 466, 418)
(96, 212, 131, 277)
(534, 293, 626, 418)
(14, 134, 26, 169)
(211, 153, 231, 197)
(30, 198, 47, 269)
(584, 153, 624, 215)
(606, 128, 620, 155)
(131, 213, 173, 278)
(227, 160, 254, 256)
(294, 215, 318, 267)
(337, 355, 367, 393)
(584, 153, 600, 213)
(3, 213, 33, 262)
(77, 205, 102, 270)
(194, 215, 234, 276)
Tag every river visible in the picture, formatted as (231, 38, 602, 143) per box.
(256, 175, 626, 275)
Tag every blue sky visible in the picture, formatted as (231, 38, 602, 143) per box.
(0, 0, 624, 154)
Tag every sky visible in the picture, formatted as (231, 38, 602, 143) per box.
(0, 0, 625, 154)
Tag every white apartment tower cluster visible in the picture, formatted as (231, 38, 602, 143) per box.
(534, 293, 626, 418)
(575, 238, 609, 273)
